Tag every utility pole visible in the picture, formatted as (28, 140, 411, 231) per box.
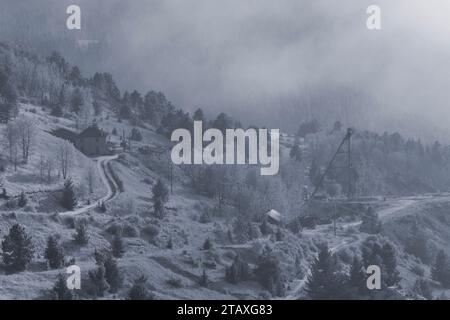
(333, 203, 337, 236)
(170, 161, 173, 194)
(166, 148, 173, 194)
(347, 128, 353, 199)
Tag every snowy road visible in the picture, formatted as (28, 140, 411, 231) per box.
(59, 154, 119, 217)
(284, 196, 432, 300)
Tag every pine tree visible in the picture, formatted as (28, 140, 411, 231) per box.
(73, 222, 89, 246)
(276, 228, 284, 241)
(88, 265, 109, 297)
(193, 108, 205, 122)
(61, 178, 77, 210)
(57, 85, 66, 110)
(128, 275, 151, 300)
(111, 233, 125, 258)
(260, 220, 270, 235)
(153, 198, 164, 219)
(51, 104, 63, 117)
(305, 244, 335, 299)
(104, 255, 122, 293)
(348, 256, 366, 296)
(432, 250, 450, 287)
(202, 238, 212, 250)
(360, 207, 381, 234)
(406, 221, 429, 263)
(70, 88, 84, 114)
(255, 247, 285, 296)
(225, 255, 250, 284)
(152, 179, 169, 218)
(93, 100, 101, 116)
(304, 244, 349, 299)
(167, 237, 173, 249)
(52, 274, 73, 300)
(413, 278, 433, 300)
(289, 144, 302, 162)
(1, 224, 34, 273)
(381, 242, 400, 287)
(17, 191, 27, 208)
(45, 235, 65, 269)
(199, 269, 209, 287)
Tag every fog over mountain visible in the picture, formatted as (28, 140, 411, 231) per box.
(1, 0, 449, 140)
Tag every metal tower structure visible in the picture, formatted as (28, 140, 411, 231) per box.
(310, 128, 354, 200)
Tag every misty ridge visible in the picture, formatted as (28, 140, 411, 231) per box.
(1, 0, 450, 142)
(2, 0, 450, 303)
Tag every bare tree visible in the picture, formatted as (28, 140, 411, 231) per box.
(57, 140, 74, 180)
(4, 122, 18, 163)
(4, 122, 20, 171)
(15, 116, 35, 163)
(46, 158, 54, 184)
(38, 154, 45, 184)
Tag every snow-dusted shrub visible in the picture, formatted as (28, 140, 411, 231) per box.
(166, 277, 183, 288)
(142, 224, 159, 239)
(106, 222, 122, 235)
(122, 223, 139, 238)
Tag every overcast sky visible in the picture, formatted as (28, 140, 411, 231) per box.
(1, 0, 450, 140)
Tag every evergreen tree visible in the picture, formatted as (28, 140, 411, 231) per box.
(413, 278, 433, 300)
(104, 255, 122, 293)
(128, 275, 151, 300)
(17, 191, 27, 208)
(225, 255, 250, 284)
(51, 104, 63, 117)
(152, 179, 169, 218)
(289, 144, 302, 162)
(1, 224, 34, 273)
(167, 237, 173, 249)
(260, 220, 271, 236)
(88, 265, 109, 297)
(111, 233, 125, 258)
(381, 242, 400, 287)
(73, 222, 89, 246)
(348, 256, 366, 296)
(360, 206, 381, 234)
(276, 228, 284, 241)
(255, 247, 285, 296)
(305, 244, 348, 299)
(61, 178, 77, 210)
(93, 100, 101, 116)
(45, 235, 65, 269)
(152, 179, 169, 204)
(193, 108, 205, 122)
(361, 237, 400, 289)
(68, 66, 82, 85)
(432, 250, 450, 287)
(153, 199, 165, 219)
(406, 220, 430, 263)
(130, 128, 143, 141)
(52, 274, 73, 300)
(202, 238, 212, 250)
(70, 88, 84, 114)
(309, 158, 322, 188)
(199, 269, 209, 287)
(57, 85, 66, 110)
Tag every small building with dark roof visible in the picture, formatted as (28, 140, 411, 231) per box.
(75, 123, 108, 156)
(50, 123, 109, 157)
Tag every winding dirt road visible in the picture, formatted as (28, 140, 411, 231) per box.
(60, 154, 119, 217)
